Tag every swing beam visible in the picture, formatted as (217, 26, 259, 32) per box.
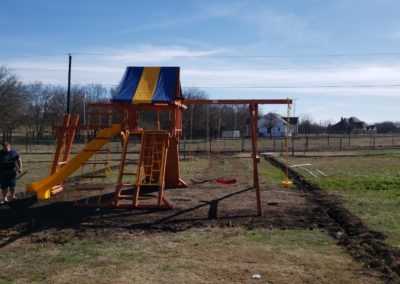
(184, 99, 292, 216)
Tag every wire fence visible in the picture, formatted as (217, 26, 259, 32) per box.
(180, 134, 400, 155)
(8, 133, 400, 156)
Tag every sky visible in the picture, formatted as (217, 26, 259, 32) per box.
(1, 0, 400, 123)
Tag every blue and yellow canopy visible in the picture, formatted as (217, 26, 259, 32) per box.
(112, 67, 181, 104)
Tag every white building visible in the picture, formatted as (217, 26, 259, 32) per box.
(221, 130, 240, 138)
(258, 113, 298, 137)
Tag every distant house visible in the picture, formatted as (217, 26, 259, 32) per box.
(221, 130, 240, 138)
(283, 117, 299, 136)
(366, 125, 377, 134)
(330, 117, 372, 134)
(258, 113, 299, 137)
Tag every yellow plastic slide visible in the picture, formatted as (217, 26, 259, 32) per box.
(26, 124, 121, 200)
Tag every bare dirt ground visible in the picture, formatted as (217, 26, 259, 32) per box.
(0, 155, 399, 282)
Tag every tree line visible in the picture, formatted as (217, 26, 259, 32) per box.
(0, 66, 253, 141)
(1, 65, 399, 142)
(0, 66, 111, 140)
(298, 115, 400, 135)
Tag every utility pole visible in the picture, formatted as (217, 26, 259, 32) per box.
(67, 53, 72, 114)
(83, 93, 86, 125)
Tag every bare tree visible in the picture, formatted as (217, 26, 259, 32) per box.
(259, 113, 282, 138)
(0, 66, 26, 141)
(82, 84, 109, 103)
(24, 82, 54, 140)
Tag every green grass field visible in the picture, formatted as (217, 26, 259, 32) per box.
(290, 150, 400, 247)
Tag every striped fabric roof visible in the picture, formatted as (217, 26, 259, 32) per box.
(111, 67, 181, 104)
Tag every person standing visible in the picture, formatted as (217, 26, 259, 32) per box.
(0, 142, 22, 204)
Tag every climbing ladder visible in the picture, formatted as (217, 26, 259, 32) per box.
(112, 130, 142, 207)
(50, 113, 79, 195)
(113, 130, 172, 209)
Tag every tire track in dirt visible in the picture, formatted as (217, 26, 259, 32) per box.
(264, 154, 400, 283)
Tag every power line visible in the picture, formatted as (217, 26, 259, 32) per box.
(185, 84, 400, 89)
(0, 53, 68, 59)
(71, 52, 400, 58)
(69, 64, 400, 71)
(3, 51, 400, 60)
(22, 82, 400, 89)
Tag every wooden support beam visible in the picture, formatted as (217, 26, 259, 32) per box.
(249, 103, 262, 216)
(183, 99, 292, 105)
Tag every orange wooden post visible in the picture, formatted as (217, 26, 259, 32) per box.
(165, 106, 187, 188)
(62, 114, 79, 162)
(51, 114, 70, 174)
(249, 103, 262, 216)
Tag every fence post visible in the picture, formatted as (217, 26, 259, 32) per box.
(373, 136, 376, 150)
(339, 136, 342, 151)
(241, 138, 244, 151)
(327, 135, 330, 146)
(305, 136, 309, 152)
(273, 139, 276, 152)
(209, 137, 212, 153)
(348, 134, 351, 145)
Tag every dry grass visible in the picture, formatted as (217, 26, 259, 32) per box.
(0, 227, 381, 284)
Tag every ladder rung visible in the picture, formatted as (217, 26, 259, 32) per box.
(117, 195, 135, 199)
(119, 185, 133, 189)
(51, 185, 64, 194)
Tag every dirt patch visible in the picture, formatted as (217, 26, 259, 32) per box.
(0, 181, 316, 244)
(265, 154, 400, 283)
(0, 157, 319, 245)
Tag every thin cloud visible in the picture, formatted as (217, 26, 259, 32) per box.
(203, 1, 326, 44)
(4, 44, 400, 99)
(118, 14, 208, 35)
